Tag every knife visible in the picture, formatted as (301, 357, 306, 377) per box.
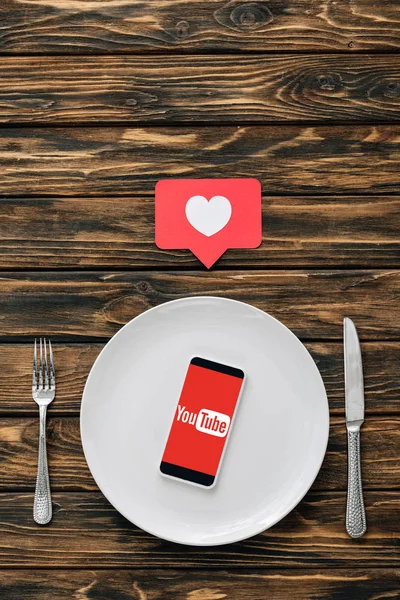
(344, 317, 367, 538)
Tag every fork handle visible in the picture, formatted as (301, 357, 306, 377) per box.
(34, 405, 52, 525)
(346, 426, 366, 538)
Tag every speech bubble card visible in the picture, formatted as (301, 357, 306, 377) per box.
(155, 179, 262, 268)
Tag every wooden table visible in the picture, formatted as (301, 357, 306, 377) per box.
(1, 1, 399, 598)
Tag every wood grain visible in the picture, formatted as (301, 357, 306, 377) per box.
(2, 195, 400, 269)
(1, 0, 399, 590)
(1, 342, 399, 416)
(0, 125, 399, 197)
(1, 0, 400, 53)
(0, 491, 398, 567)
(1, 569, 399, 600)
(0, 271, 398, 341)
(1, 416, 399, 491)
(1, 55, 399, 125)
(0, 344, 101, 415)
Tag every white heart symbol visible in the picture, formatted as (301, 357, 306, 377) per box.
(185, 195, 232, 237)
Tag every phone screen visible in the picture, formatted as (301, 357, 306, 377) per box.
(160, 357, 245, 487)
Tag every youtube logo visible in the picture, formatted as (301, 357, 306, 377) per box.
(176, 405, 230, 437)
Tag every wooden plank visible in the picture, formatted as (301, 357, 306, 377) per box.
(1, 0, 400, 53)
(1, 342, 399, 416)
(0, 271, 398, 341)
(0, 491, 398, 567)
(1, 56, 400, 125)
(0, 344, 101, 415)
(1, 569, 399, 600)
(2, 196, 400, 269)
(0, 125, 399, 197)
(1, 416, 399, 491)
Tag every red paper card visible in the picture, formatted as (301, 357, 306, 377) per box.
(155, 178, 262, 268)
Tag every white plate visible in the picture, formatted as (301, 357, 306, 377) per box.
(81, 297, 329, 546)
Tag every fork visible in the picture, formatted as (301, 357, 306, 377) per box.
(32, 338, 55, 525)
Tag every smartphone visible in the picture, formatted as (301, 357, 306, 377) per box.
(160, 356, 245, 488)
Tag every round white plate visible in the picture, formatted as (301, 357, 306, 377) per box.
(81, 297, 329, 546)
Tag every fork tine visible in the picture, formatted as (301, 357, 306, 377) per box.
(43, 338, 49, 390)
(39, 338, 43, 390)
(32, 338, 37, 389)
(48, 339, 55, 389)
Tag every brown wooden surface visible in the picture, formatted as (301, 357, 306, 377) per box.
(1, 342, 399, 415)
(1, 416, 399, 491)
(2, 195, 399, 269)
(1, 125, 399, 197)
(1, 569, 400, 600)
(0, 492, 398, 568)
(0, 271, 398, 341)
(1, 55, 400, 125)
(1, 1, 399, 597)
(2, 0, 400, 53)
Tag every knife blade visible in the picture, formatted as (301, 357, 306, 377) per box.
(344, 317, 364, 425)
(344, 317, 367, 538)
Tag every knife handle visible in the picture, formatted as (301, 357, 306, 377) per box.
(346, 427, 367, 538)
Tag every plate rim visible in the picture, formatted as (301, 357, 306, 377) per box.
(81, 296, 330, 546)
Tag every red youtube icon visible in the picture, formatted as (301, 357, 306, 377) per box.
(155, 179, 262, 268)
